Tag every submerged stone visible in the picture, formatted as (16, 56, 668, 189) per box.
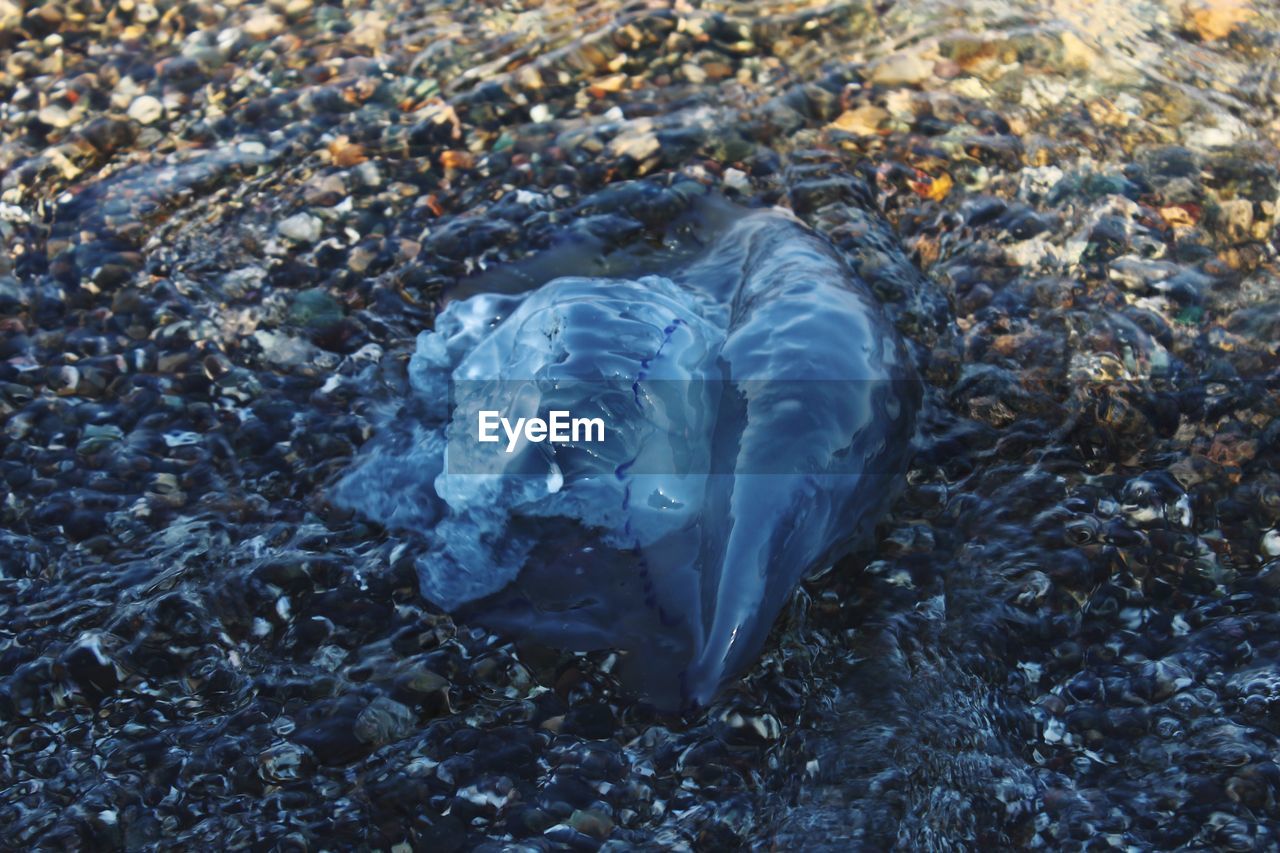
(333, 198, 919, 708)
(287, 287, 344, 330)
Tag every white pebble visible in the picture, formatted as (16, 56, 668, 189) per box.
(277, 212, 322, 243)
(127, 95, 164, 125)
(1263, 529, 1280, 557)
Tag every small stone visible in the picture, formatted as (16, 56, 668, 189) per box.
(347, 245, 376, 273)
(61, 632, 123, 694)
(568, 809, 614, 840)
(589, 73, 627, 95)
(221, 266, 266, 299)
(682, 63, 707, 84)
(723, 168, 750, 193)
(127, 95, 164, 125)
(243, 11, 285, 38)
(912, 171, 953, 202)
(0, 0, 20, 29)
(354, 696, 415, 745)
(1216, 199, 1254, 243)
(1263, 530, 1280, 556)
(830, 105, 889, 135)
(530, 104, 552, 123)
(608, 131, 660, 161)
(277, 212, 323, 243)
(353, 161, 382, 188)
(303, 174, 347, 207)
(702, 61, 732, 79)
(1188, 115, 1247, 148)
(869, 51, 933, 87)
(1060, 31, 1097, 70)
(259, 742, 314, 783)
(1183, 0, 1255, 41)
(350, 9, 389, 48)
(82, 117, 137, 153)
(440, 150, 474, 170)
(38, 104, 73, 128)
(326, 135, 366, 167)
(78, 424, 124, 454)
(253, 329, 322, 367)
(1160, 205, 1197, 228)
(287, 288, 344, 330)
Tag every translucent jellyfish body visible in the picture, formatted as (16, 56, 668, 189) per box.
(334, 203, 918, 708)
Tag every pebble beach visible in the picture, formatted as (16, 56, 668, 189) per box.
(3, 0, 1280, 848)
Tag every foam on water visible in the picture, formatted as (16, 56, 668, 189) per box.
(333, 201, 918, 708)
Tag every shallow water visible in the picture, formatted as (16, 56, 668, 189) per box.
(3, 0, 1280, 848)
